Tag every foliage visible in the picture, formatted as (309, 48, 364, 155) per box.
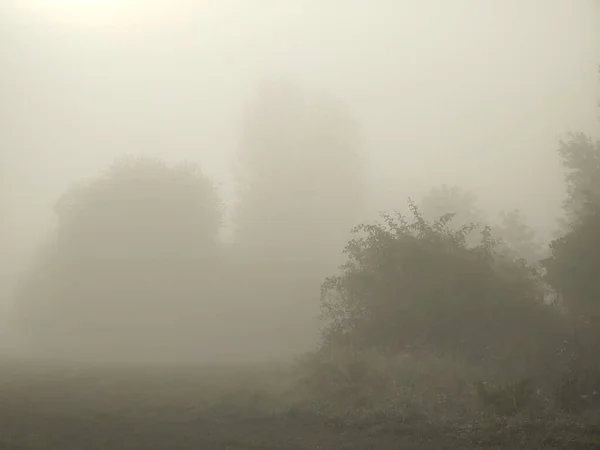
(293, 348, 484, 423)
(541, 127, 600, 412)
(556, 132, 600, 227)
(15, 156, 224, 359)
(543, 208, 600, 321)
(233, 80, 367, 273)
(493, 209, 544, 263)
(544, 131, 600, 320)
(320, 199, 560, 362)
(54, 156, 222, 260)
(419, 185, 487, 248)
(420, 184, 485, 227)
(542, 203, 600, 412)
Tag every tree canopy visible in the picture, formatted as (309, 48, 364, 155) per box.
(556, 132, 600, 227)
(493, 209, 543, 263)
(16, 156, 223, 360)
(234, 81, 367, 272)
(544, 132, 600, 322)
(420, 185, 486, 230)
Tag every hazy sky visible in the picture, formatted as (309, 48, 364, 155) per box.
(1, 0, 599, 310)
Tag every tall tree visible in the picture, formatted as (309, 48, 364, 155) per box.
(544, 129, 600, 320)
(557, 132, 600, 227)
(420, 184, 486, 246)
(542, 131, 600, 411)
(15, 156, 224, 361)
(230, 81, 367, 353)
(493, 209, 543, 263)
(541, 86, 600, 411)
(233, 81, 367, 274)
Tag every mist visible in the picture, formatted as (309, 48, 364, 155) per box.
(1, 0, 599, 363)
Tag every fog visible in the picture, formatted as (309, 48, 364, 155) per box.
(1, 0, 599, 362)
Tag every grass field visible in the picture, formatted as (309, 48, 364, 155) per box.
(0, 356, 599, 450)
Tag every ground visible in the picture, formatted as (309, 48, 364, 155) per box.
(0, 357, 598, 450)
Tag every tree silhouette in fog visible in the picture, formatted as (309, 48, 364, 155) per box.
(545, 131, 600, 322)
(493, 209, 543, 263)
(420, 184, 486, 230)
(54, 156, 221, 260)
(540, 125, 600, 411)
(16, 156, 223, 360)
(233, 80, 368, 274)
(556, 132, 600, 228)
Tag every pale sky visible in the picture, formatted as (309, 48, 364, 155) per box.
(1, 0, 599, 310)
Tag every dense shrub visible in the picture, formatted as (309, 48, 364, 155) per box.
(319, 201, 562, 365)
(541, 131, 600, 411)
(293, 348, 484, 423)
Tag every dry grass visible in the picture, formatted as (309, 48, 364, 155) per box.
(0, 352, 598, 449)
(289, 348, 484, 423)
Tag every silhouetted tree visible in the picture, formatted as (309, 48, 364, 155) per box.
(233, 80, 367, 274)
(493, 209, 543, 263)
(544, 209, 600, 321)
(229, 81, 368, 352)
(420, 184, 486, 247)
(544, 129, 600, 320)
(541, 114, 600, 411)
(15, 156, 223, 360)
(557, 132, 600, 227)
